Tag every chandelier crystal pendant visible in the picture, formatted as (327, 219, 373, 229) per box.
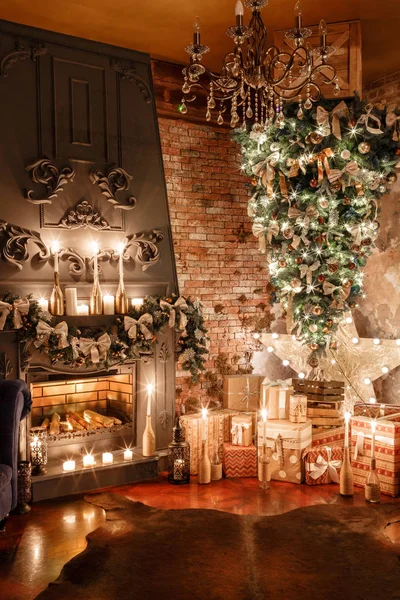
(181, 0, 339, 131)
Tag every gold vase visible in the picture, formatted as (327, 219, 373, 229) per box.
(142, 415, 156, 456)
(115, 283, 128, 314)
(89, 281, 103, 315)
(340, 446, 354, 497)
(365, 457, 381, 503)
(50, 272, 64, 316)
(258, 443, 270, 490)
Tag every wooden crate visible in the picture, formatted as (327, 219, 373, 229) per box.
(273, 20, 362, 100)
(293, 378, 344, 427)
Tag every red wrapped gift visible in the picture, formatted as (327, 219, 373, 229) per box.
(222, 442, 257, 478)
(303, 444, 343, 485)
(311, 426, 345, 447)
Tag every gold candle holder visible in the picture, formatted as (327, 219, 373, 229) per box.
(340, 446, 354, 497)
(258, 443, 270, 490)
(115, 242, 128, 314)
(90, 241, 102, 315)
(198, 439, 211, 484)
(50, 241, 64, 316)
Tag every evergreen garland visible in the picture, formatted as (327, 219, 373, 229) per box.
(0, 292, 208, 381)
(233, 96, 400, 358)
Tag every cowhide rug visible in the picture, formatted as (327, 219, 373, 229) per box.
(36, 493, 400, 600)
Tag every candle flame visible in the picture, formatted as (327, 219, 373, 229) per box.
(117, 242, 125, 255)
(201, 405, 208, 420)
(146, 383, 153, 395)
(344, 411, 352, 422)
(91, 241, 99, 255)
(261, 407, 268, 422)
(51, 240, 60, 254)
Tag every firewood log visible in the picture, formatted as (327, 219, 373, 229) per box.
(49, 412, 61, 435)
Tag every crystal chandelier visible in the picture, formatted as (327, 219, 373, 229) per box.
(181, 0, 339, 131)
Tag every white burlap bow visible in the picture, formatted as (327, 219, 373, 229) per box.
(252, 221, 279, 252)
(316, 101, 349, 140)
(299, 261, 320, 288)
(327, 161, 359, 185)
(70, 336, 80, 360)
(307, 447, 341, 483)
(231, 421, 251, 445)
(79, 333, 111, 364)
(34, 320, 69, 349)
(291, 233, 311, 249)
(356, 103, 384, 135)
(160, 297, 188, 330)
(0, 298, 30, 330)
(124, 314, 153, 340)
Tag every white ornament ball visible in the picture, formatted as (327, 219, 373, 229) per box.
(309, 324, 318, 333)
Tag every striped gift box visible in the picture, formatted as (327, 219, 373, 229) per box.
(222, 442, 257, 478)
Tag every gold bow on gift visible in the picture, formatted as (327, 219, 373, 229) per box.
(357, 103, 384, 135)
(34, 320, 69, 349)
(252, 220, 280, 253)
(160, 297, 188, 330)
(299, 261, 320, 289)
(307, 447, 342, 483)
(0, 298, 30, 330)
(79, 333, 111, 364)
(124, 314, 153, 340)
(316, 101, 349, 140)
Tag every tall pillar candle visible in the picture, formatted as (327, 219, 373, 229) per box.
(103, 294, 115, 315)
(371, 420, 376, 459)
(65, 288, 78, 316)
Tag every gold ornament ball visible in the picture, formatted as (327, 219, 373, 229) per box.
(309, 132, 323, 144)
(309, 343, 319, 350)
(309, 324, 318, 333)
(329, 340, 337, 350)
(387, 173, 397, 185)
(330, 181, 341, 192)
(358, 141, 370, 154)
(287, 158, 296, 167)
(319, 198, 329, 209)
(343, 197, 351, 205)
(278, 258, 287, 268)
(341, 149, 351, 160)
(313, 305, 323, 316)
(310, 178, 318, 188)
(308, 356, 319, 368)
(291, 278, 302, 289)
(283, 227, 294, 240)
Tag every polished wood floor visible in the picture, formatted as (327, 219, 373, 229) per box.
(1, 474, 400, 600)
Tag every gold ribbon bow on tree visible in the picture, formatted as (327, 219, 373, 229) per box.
(356, 103, 384, 135)
(79, 333, 111, 364)
(386, 111, 399, 141)
(160, 297, 188, 330)
(314, 148, 335, 184)
(124, 314, 154, 340)
(0, 298, 30, 330)
(322, 281, 350, 309)
(231, 421, 251, 445)
(252, 220, 280, 253)
(299, 261, 320, 291)
(34, 320, 69, 349)
(307, 447, 342, 483)
(327, 161, 359, 188)
(253, 154, 288, 199)
(316, 101, 349, 140)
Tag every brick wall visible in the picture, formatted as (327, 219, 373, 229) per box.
(158, 118, 271, 409)
(364, 69, 400, 107)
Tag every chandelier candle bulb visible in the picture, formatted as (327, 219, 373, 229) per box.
(123, 448, 133, 461)
(65, 288, 78, 316)
(319, 19, 327, 47)
(63, 460, 76, 472)
(103, 294, 115, 315)
(193, 16, 201, 44)
(294, 0, 302, 29)
(235, 0, 244, 26)
(102, 452, 113, 465)
(82, 454, 95, 468)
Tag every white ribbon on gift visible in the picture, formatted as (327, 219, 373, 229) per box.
(124, 314, 153, 340)
(79, 333, 111, 364)
(34, 320, 69, 349)
(0, 298, 30, 330)
(231, 421, 251, 445)
(306, 447, 342, 483)
(159, 297, 188, 330)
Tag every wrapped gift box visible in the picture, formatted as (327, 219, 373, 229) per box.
(223, 442, 257, 478)
(289, 393, 307, 423)
(223, 374, 263, 412)
(260, 378, 292, 420)
(181, 409, 240, 475)
(231, 414, 253, 446)
(303, 444, 343, 485)
(257, 419, 312, 484)
(311, 425, 345, 447)
(350, 407, 400, 497)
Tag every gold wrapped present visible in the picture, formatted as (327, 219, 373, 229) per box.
(181, 409, 240, 475)
(257, 419, 312, 484)
(223, 375, 263, 412)
(289, 393, 307, 423)
(261, 378, 292, 419)
(231, 414, 253, 446)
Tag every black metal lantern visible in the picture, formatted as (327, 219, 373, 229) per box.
(168, 417, 190, 485)
(29, 426, 48, 475)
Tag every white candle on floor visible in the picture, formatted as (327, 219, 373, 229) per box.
(103, 294, 115, 315)
(65, 288, 78, 316)
(63, 460, 76, 472)
(102, 452, 113, 465)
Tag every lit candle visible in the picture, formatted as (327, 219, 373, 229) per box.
(146, 383, 153, 416)
(65, 288, 78, 316)
(235, 0, 244, 26)
(103, 294, 115, 315)
(63, 460, 76, 472)
(38, 297, 49, 312)
(131, 298, 144, 309)
(51, 240, 60, 274)
(123, 448, 133, 461)
(77, 304, 89, 316)
(193, 16, 201, 45)
(201, 405, 208, 441)
(261, 407, 268, 446)
(344, 411, 351, 448)
(380, 403, 385, 417)
(174, 458, 185, 479)
(102, 452, 113, 465)
(371, 420, 376, 460)
(82, 454, 95, 468)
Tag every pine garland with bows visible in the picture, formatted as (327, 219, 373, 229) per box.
(0, 292, 208, 381)
(233, 95, 400, 357)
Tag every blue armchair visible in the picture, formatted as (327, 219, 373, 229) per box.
(0, 380, 32, 531)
